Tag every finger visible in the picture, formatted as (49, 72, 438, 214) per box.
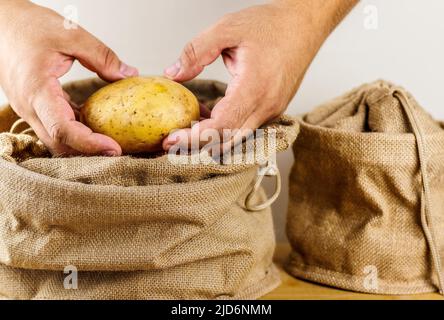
(162, 103, 214, 151)
(63, 90, 82, 121)
(163, 71, 258, 152)
(63, 90, 80, 110)
(222, 112, 264, 154)
(68, 28, 138, 82)
(162, 116, 260, 157)
(162, 118, 217, 152)
(26, 115, 79, 156)
(162, 101, 250, 152)
(32, 78, 122, 156)
(164, 22, 239, 82)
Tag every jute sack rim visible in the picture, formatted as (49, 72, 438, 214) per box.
(296, 120, 444, 165)
(299, 118, 444, 140)
(1, 120, 299, 181)
(0, 158, 258, 230)
(298, 81, 444, 144)
(1, 77, 299, 163)
(1, 121, 297, 172)
(0, 156, 249, 196)
(0, 145, 284, 214)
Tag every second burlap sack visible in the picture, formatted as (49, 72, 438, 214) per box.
(287, 80, 444, 295)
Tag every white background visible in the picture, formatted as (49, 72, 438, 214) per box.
(1, 0, 443, 241)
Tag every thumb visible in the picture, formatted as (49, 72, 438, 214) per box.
(32, 78, 122, 156)
(71, 28, 138, 82)
(165, 24, 237, 82)
(163, 72, 259, 152)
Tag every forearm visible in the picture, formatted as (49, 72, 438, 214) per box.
(273, 0, 358, 54)
(0, 0, 33, 40)
(0, 0, 30, 12)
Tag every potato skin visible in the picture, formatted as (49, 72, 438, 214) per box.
(81, 76, 200, 154)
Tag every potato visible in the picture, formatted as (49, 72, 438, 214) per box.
(81, 76, 200, 154)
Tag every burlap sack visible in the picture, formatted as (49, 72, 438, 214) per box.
(286, 80, 444, 295)
(0, 78, 299, 300)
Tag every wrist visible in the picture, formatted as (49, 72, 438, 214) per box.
(271, 0, 357, 53)
(0, 0, 32, 25)
(0, 0, 30, 9)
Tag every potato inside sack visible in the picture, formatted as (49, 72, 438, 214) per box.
(81, 76, 200, 154)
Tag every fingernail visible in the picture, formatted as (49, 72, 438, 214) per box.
(103, 150, 118, 157)
(120, 62, 139, 78)
(164, 61, 181, 79)
(166, 134, 179, 145)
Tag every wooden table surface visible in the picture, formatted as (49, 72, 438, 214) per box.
(262, 244, 444, 300)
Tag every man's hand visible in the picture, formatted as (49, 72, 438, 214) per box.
(0, 0, 138, 156)
(163, 0, 357, 151)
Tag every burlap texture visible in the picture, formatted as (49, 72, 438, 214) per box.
(0, 78, 299, 300)
(286, 80, 444, 295)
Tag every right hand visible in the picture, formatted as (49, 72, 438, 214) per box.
(0, 0, 138, 156)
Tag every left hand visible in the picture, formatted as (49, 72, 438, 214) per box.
(163, 0, 356, 151)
